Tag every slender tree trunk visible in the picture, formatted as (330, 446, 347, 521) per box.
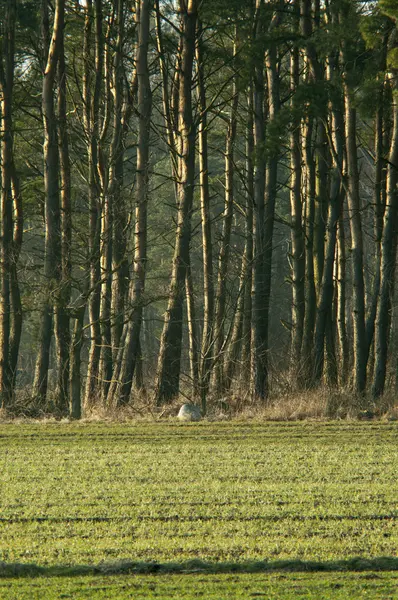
(84, 0, 103, 406)
(54, 23, 71, 413)
(212, 34, 239, 395)
(251, 0, 267, 400)
(33, 0, 64, 404)
(9, 166, 23, 392)
(242, 80, 254, 386)
(155, 0, 197, 404)
(313, 44, 344, 385)
(372, 59, 398, 399)
(343, 78, 367, 394)
(365, 33, 389, 362)
(70, 291, 87, 419)
(109, 0, 152, 407)
(314, 122, 329, 292)
(196, 19, 214, 412)
(186, 259, 199, 397)
(111, 151, 127, 363)
(301, 117, 316, 383)
(0, 0, 17, 407)
(225, 247, 247, 391)
(289, 0, 305, 381)
(337, 208, 349, 384)
(255, 6, 282, 399)
(99, 0, 125, 402)
(313, 169, 339, 384)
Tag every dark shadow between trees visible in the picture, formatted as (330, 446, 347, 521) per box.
(1, 557, 398, 579)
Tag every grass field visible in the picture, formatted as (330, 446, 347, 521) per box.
(1, 421, 398, 598)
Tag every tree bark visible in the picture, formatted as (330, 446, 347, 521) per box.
(253, 2, 282, 399)
(196, 18, 214, 412)
(54, 19, 71, 413)
(109, 0, 152, 407)
(342, 69, 367, 394)
(33, 0, 64, 404)
(155, 0, 197, 404)
(372, 54, 398, 399)
(241, 79, 254, 386)
(186, 259, 199, 397)
(212, 31, 239, 395)
(251, 0, 267, 400)
(0, 0, 17, 407)
(289, 0, 305, 382)
(84, 0, 103, 406)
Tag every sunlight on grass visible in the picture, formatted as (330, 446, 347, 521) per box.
(1, 421, 398, 597)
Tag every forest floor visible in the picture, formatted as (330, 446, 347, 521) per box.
(1, 421, 398, 599)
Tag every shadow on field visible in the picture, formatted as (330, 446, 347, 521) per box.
(1, 557, 398, 579)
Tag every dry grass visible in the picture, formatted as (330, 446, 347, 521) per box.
(1, 384, 397, 423)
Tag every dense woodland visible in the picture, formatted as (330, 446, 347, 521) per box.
(0, 0, 397, 417)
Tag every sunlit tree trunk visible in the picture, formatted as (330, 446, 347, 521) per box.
(289, 0, 305, 382)
(0, 0, 17, 407)
(99, 0, 125, 402)
(9, 164, 22, 393)
(196, 18, 214, 412)
(109, 0, 152, 407)
(342, 59, 367, 394)
(251, 0, 267, 400)
(155, 0, 197, 404)
(366, 32, 389, 362)
(186, 260, 199, 397)
(372, 57, 398, 399)
(33, 0, 64, 403)
(84, 0, 103, 406)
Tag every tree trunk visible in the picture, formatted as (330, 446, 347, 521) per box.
(9, 163, 23, 392)
(289, 0, 305, 382)
(0, 0, 17, 407)
(196, 18, 214, 412)
(99, 0, 125, 402)
(241, 80, 254, 386)
(212, 32, 239, 395)
(155, 0, 197, 404)
(70, 294, 87, 420)
(225, 247, 247, 391)
(343, 79, 367, 394)
(84, 0, 103, 407)
(254, 5, 282, 399)
(365, 32, 389, 363)
(109, 0, 152, 407)
(313, 42, 344, 385)
(33, 0, 64, 404)
(186, 259, 199, 398)
(372, 59, 398, 399)
(54, 22, 71, 414)
(251, 0, 267, 400)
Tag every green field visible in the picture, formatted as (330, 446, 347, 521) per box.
(1, 421, 398, 598)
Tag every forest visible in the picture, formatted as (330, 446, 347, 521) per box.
(0, 0, 397, 418)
